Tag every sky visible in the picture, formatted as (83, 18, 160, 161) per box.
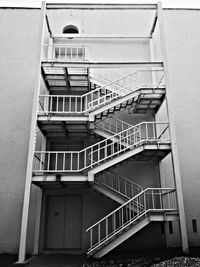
(1, 0, 200, 8)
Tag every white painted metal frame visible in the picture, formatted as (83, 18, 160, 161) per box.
(86, 188, 177, 256)
(157, 1, 188, 253)
(38, 69, 164, 115)
(33, 122, 170, 173)
(17, 1, 46, 263)
(42, 44, 89, 61)
(96, 170, 143, 199)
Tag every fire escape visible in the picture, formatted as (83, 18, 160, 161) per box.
(32, 39, 178, 257)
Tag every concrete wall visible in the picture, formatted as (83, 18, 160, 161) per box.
(48, 9, 154, 62)
(0, 8, 41, 253)
(162, 10, 200, 246)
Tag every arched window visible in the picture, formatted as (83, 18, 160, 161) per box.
(63, 25, 79, 34)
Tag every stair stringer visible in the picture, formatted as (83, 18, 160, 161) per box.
(93, 182, 143, 214)
(88, 145, 144, 181)
(93, 183, 125, 205)
(91, 211, 179, 258)
(88, 88, 165, 121)
(93, 128, 132, 147)
(91, 216, 150, 258)
(88, 89, 141, 121)
(88, 143, 171, 181)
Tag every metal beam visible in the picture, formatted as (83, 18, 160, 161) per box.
(32, 175, 88, 182)
(42, 61, 163, 69)
(53, 35, 151, 39)
(157, 1, 189, 253)
(150, 11, 158, 37)
(37, 115, 89, 122)
(46, 3, 157, 10)
(45, 14, 52, 37)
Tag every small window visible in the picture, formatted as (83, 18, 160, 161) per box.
(192, 219, 198, 233)
(63, 25, 79, 34)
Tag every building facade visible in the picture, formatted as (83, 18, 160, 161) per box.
(0, 1, 200, 263)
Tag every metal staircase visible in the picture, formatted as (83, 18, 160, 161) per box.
(93, 170, 143, 205)
(86, 188, 178, 258)
(34, 121, 170, 174)
(36, 55, 175, 257)
(38, 69, 165, 119)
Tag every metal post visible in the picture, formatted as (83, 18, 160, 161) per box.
(157, 2, 188, 253)
(17, 2, 46, 263)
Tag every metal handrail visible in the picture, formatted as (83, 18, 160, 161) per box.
(86, 188, 177, 253)
(33, 122, 170, 172)
(96, 170, 143, 199)
(42, 44, 89, 61)
(96, 117, 138, 135)
(38, 69, 165, 114)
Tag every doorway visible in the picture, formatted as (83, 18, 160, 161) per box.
(45, 195, 82, 250)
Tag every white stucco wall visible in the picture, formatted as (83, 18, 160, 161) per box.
(0, 8, 41, 253)
(162, 10, 200, 246)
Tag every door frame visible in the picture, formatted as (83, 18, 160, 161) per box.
(40, 191, 83, 254)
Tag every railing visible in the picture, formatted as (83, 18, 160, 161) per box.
(86, 188, 177, 254)
(39, 95, 85, 114)
(96, 170, 143, 199)
(90, 68, 126, 86)
(33, 122, 170, 173)
(42, 44, 89, 61)
(38, 69, 165, 115)
(96, 117, 136, 135)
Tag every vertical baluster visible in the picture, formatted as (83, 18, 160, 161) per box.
(39, 153, 42, 171)
(63, 153, 65, 171)
(84, 150, 86, 169)
(124, 180, 127, 196)
(80, 96, 83, 112)
(131, 184, 134, 199)
(76, 48, 78, 60)
(69, 97, 71, 112)
(77, 153, 79, 171)
(47, 153, 50, 171)
(50, 96, 52, 113)
(70, 47, 72, 61)
(167, 191, 170, 209)
(91, 147, 93, 167)
(121, 208, 124, 227)
(160, 190, 162, 209)
(146, 123, 148, 140)
(113, 213, 116, 233)
(152, 190, 154, 209)
(153, 122, 156, 140)
(62, 96, 65, 112)
(55, 153, 58, 171)
(56, 96, 59, 112)
(64, 46, 67, 59)
(75, 97, 77, 112)
(70, 153, 73, 171)
(144, 192, 146, 211)
(59, 47, 61, 59)
(106, 218, 108, 238)
(98, 224, 100, 244)
(90, 229, 93, 249)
